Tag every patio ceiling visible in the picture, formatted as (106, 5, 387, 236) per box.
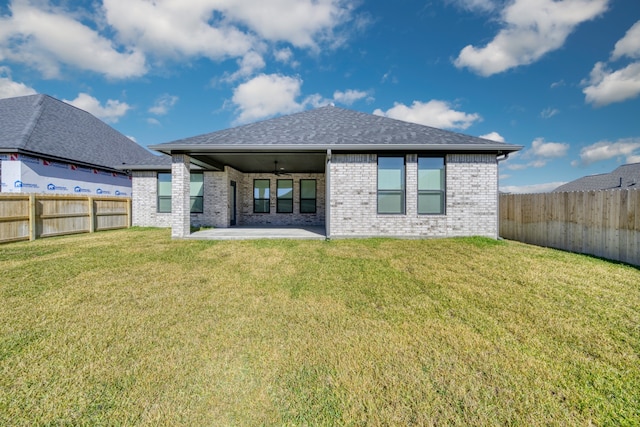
(188, 151, 327, 174)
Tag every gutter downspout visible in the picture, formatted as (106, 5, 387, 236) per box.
(325, 149, 331, 240)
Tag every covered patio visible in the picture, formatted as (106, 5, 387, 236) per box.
(186, 225, 326, 240)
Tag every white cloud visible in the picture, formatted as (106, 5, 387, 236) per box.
(63, 93, 131, 123)
(220, 0, 355, 48)
(274, 48, 293, 63)
(627, 155, 640, 164)
(102, 0, 355, 62)
(550, 80, 566, 88)
(0, 1, 146, 79)
(146, 118, 161, 126)
(454, 0, 608, 76)
(333, 89, 369, 105)
(583, 61, 640, 106)
(540, 107, 559, 119)
(149, 94, 178, 115)
(611, 20, 640, 60)
(479, 131, 505, 142)
(223, 51, 266, 82)
(529, 138, 569, 158)
(373, 100, 481, 130)
(503, 137, 568, 170)
(232, 73, 306, 123)
(583, 21, 640, 106)
(447, 0, 497, 12)
(500, 182, 567, 193)
(0, 67, 37, 98)
(574, 138, 640, 165)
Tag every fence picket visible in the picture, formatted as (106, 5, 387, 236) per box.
(0, 194, 131, 243)
(500, 189, 639, 266)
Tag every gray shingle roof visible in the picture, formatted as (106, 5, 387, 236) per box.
(150, 105, 522, 153)
(554, 163, 640, 192)
(0, 94, 164, 170)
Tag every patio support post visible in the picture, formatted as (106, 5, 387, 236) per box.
(171, 153, 191, 238)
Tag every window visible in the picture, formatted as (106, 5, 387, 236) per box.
(157, 173, 172, 213)
(377, 157, 405, 214)
(300, 179, 317, 213)
(157, 172, 204, 214)
(190, 172, 204, 213)
(277, 179, 293, 213)
(418, 157, 445, 214)
(254, 179, 270, 213)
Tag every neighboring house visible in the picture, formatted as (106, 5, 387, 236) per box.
(554, 163, 640, 192)
(131, 105, 522, 238)
(0, 94, 160, 197)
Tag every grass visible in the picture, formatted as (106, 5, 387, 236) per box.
(1, 228, 639, 426)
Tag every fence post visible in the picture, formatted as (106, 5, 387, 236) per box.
(88, 197, 95, 233)
(127, 198, 132, 228)
(29, 194, 37, 241)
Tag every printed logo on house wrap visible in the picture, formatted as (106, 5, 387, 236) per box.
(14, 180, 39, 188)
(96, 188, 111, 195)
(115, 190, 128, 196)
(47, 183, 68, 191)
(74, 186, 91, 193)
(20, 155, 40, 165)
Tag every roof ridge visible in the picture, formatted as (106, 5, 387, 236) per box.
(18, 94, 47, 151)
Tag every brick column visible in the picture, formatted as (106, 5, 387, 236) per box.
(171, 154, 191, 238)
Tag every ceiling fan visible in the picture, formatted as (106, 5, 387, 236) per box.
(273, 160, 291, 176)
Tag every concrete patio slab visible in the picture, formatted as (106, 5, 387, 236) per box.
(186, 226, 326, 240)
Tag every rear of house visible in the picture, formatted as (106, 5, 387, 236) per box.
(130, 106, 521, 239)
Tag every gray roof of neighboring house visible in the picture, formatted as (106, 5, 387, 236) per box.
(0, 94, 166, 171)
(150, 105, 522, 153)
(554, 162, 640, 192)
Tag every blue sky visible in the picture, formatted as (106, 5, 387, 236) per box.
(1, 0, 639, 192)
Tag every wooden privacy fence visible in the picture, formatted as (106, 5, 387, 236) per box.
(0, 194, 131, 244)
(500, 190, 640, 266)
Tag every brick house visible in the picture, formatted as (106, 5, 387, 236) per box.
(130, 106, 522, 238)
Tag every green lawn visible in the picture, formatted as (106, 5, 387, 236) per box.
(1, 228, 639, 426)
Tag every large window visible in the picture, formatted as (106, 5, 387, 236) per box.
(377, 157, 405, 214)
(190, 172, 204, 213)
(277, 179, 293, 213)
(157, 172, 204, 214)
(254, 179, 270, 213)
(418, 157, 445, 214)
(157, 173, 172, 213)
(300, 179, 317, 213)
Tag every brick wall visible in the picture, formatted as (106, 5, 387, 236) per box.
(329, 153, 498, 238)
(239, 173, 325, 226)
(131, 171, 171, 227)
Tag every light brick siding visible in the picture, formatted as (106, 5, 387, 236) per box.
(239, 173, 325, 226)
(329, 153, 498, 238)
(171, 154, 191, 238)
(131, 171, 171, 227)
(131, 167, 325, 228)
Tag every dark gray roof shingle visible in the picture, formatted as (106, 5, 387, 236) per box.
(0, 94, 163, 170)
(150, 105, 522, 152)
(554, 162, 640, 192)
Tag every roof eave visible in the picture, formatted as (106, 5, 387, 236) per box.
(149, 143, 524, 154)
